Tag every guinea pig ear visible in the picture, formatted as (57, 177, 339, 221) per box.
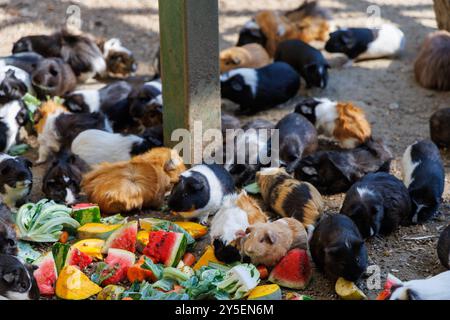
(231, 56, 241, 65)
(264, 230, 278, 244)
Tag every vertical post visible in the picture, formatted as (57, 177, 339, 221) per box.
(158, 0, 221, 164)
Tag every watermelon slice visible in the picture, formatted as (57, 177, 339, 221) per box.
(102, 221, 138, 254)
(33, 251, 58, 296)
(143, 231, 187, 267)
(102, 248, 136, 286)
(72, 203, 101, 225)
(268, 249, 312, 290)
(52, 242, 93, 274)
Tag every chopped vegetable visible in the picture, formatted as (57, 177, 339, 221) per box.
(22, 93, 41, 125)
(17, 241, 41, 263)
(174, 221, 208, 239)
(141, 256, 164, 280)
(71, 203, 101, 225)
(72, 239, 105, 260)
(77, 223, 121, 240)
(140, 218, 195, 246)
(121, 281, 189, 300)
(8, 144, 29, 156)
(335, 277, 367, 300)
(217, 264, 260, 300)
(127, 257, 158, 283)
(248, 284, 282, 300)
(97, 285, 125, 300)
(243, 182, 260, 194)
(101, 214, 128, 225)
(163, 267, 191, 283)
(56, 265, 102, 300)
(256, 265, 269, 280)
(180, 266, 228, 300)
(193, 246, 222, 270)
(182, 253, 196, 267)
(59, 231, 69, 244)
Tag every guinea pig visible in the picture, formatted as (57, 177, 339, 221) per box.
(236, 19, 268, 48)
(437, 224, 450, 269)
(294, 138, 393, 194)
(414, 30, 450, 91)
(128, 80, 163, 128)
(389, 270, 450, 300)
(220, 62, 300, 115)
(0, 64, 33, 102)
(340, 172, 412, 238)
(242, 217, 308, 267)
(0, 254, 40, 300)
(0, 99, 29, 153)
(274, 39, 330, 89)
(256, 167, 323, 227)
(168, 164, 235, 224)
(325, 24, 405, 61)
(401, 139, 445, 223)
(0, 52, 43, 74)
(220, 43, 270, 73)
(42, 150, 89, 205)
(99, 38, 137, 79)
(430, 108, 450, 148)
(12, 33, 62, 58)
(274, 112, 318, 172)
(309, 214, 368, 282)
(295, 97, 372, 149)
(0, 204, 18, 256)
(0, 153, 32, 208)
(31, 58, 77, 98)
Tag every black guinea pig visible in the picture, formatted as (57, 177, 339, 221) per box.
(274, 39, 330, 89)
(340, 172, 411, 238)
(167, 164, 235, 224)
(0, 204, 17, 256)
(430, 108, 450, 148)
(0, 254, 39, 300)
(220, 62, 300, 115)
(437, 224, 450, 270)
(310, 214, 368, 282)
(402, 139, 445, 223)
(293, 138, 393, 195)
(31, 58, 77, 98)
(0, 153, 32, 208)
(128, 80, 163, 128)
(236, 20, 267, 48)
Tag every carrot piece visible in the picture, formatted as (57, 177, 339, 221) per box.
(182, 253, 196, 267)
(122, 297, 133, 300)
(257, 265, 269, 280)
(59, 231, 69, 244)
(127, 258, 157, 283)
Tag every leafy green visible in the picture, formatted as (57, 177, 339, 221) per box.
(17, 241, 41, 263)
(163, 267, 190, 283)
(152, 278, 176, 292)
(22, 93, 41, 125)
(8, 144, 29, 156)
(243, 182, 260, 194)
(141, 256, 164, 280)
(91, 262, 118, 285)
(216, 264, 260, 300)
(180, 266, 229, 300)
(100, 214, 128, 225)
(122, 281, 189, 300)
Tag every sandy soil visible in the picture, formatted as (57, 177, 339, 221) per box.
(1, 0, 449, 300)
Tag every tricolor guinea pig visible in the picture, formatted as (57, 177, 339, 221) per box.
(220, 62, 300, 115)
(128, 80, 163, 128)
(389, 271, 450, 300)
(274, 39, 330, 89)
(31, 58, 77, 98)
(437, 224, 450, 270)
(0, 52, 43, 74)
(275, 112, 318, 172)
(310, 214, 368, 282)
(430, 108, 450, 148)
(414, 30, 450, 91)
(325, 24, 405, 61)
(340, 172, 411, 238)
(401, 139, 445, 223)
(0, 204, 18, 256)
(0, 153, 32, 209)
(295, 97, 371, 148)
(0, 64, 33, 102)
(99, 38, 137, 79)
(220, 43, 270, 73)
(256, 167, 323, 227)
(168, 164, 235, 224)
(0, 99, 29, 153)
(294, 138, 393, 194)
(0, 254, 39, 300)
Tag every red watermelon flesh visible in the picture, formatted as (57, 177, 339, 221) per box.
(66, 248, 93, 270)
(33, 252, 57, 296)
(102, 248, 136, 286)
(102, 221, 138, 254)
(72, 203, 97, 209)
(268, 248, 312, 290)
(143, 230, 187, 267)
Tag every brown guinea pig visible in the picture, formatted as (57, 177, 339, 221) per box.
(242, 217, 308, 267)
(430, 108, 450, 148)
(31, 58, 77, 98)
(220, 43, 270, 73)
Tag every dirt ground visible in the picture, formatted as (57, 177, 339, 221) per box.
(0, 0, 449, 300)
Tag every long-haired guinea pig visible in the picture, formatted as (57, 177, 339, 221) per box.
(295, 97, 372, 149)
(0, 64, 33, 102)
(0, 254, 39, 300)
(220, 43, 270, 73)
(401, 139, 445, 223)
(0, 52, 43, 74)
(168, 164, 235, 224)
(0, 99, 29, 153)
(430, 108, 450, 148)
(211, 191, 268, 263)
(340, 172, 411, 238)
(275, 39, 330, 89)
(294, 138, 393, 195)
(220, 62, 300, 116)
(0, 204, 18, 256)
(71, 129, 162, 166)
(82, 147, 184, 215)
(31, 58, 77, 98)
(98, 38, 137, 78)
(414, 30, 450, 91)
(42, 150, 89, 205)
(438, 224, 450, 270)
(257, 167, 323, 227)
(242, 218, 308, 267)
(0, 154, 32, 209)
(128, 80, 163, 128)
(325, 24, 405, 61)
(389, 270, 450, 300)
(275, 112, 318, 172)
(310, 214, 368, 282)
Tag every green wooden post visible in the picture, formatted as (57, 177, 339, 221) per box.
(158, 0, 221, 164)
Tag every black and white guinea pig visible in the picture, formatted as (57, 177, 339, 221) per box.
(128, 80, 163, 128)
(0, 100, 29, 153)
(325, 24, 405, 61)
(220, 62, 300, 115)
(0, 153, 32, 209)
(294, 138, 393, 195)
(0, 63, 33, 102)
(31, 58, 77, 98)
(236, 19, 268, 48)
(71, 129, 161, 166)
(309, 214, 368, 282)
(340, 172, 411, 238)
(438, 224, 450, 270)
(0, 204, 18, 256)
(42, 150, 89, 205)
(0, 254, 39, 300)
(430, 108, 450, 148)
(0, 52, 43, 74)
(100, 38, 137, 78)
(389, 270, 450, 300)
(275, 112, 318, 172)
(274, 39, 330, 89)
(402, 139, 445, 223)
(167, 164, 235, 224)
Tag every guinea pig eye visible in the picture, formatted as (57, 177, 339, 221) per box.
(7, 239, 16, 247)
(49, 66, 58, 77)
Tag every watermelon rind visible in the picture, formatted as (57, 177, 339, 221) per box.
(72, 204, 101, 225)
(102, 221, 138, 254)
(268, 249, 312, 290)
(52, 242, 70, 275)
(167, 233, 187, 267)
